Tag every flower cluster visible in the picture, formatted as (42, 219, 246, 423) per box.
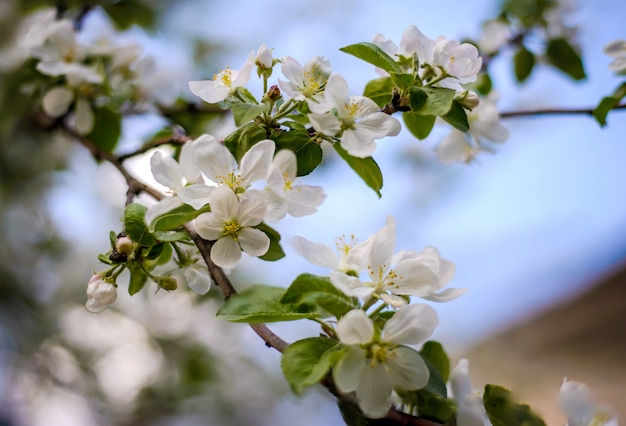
(604, 40, 626, 75)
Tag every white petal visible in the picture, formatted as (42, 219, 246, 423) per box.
(383, 304, 438, 346)
(199, 142, 235, 184)
(357, 113, 402, 138)
(337, 309, 375, 345)
(286, 185, 325, 217)
(423, 287, 467, 303)
(355, 362, 393, 418)
(210, 237, 242, 268)
(387, 346, 429, 390)
(236, 197, 266, 226)
(330, 271, 374, 300)
(340, 128, 377, 158)
(178, 184, 214, 209)
(604, 40, 626, 58)
(240, 139, 275, 184)
(237, 227, 270, 257)
(389, 261, 440, 297)
(189, 80, 230, 104)
(292, 236, 339, 269)
(151, 151, 184, 190)
(184, 264, 212, 295)
(333, 345, 367, 393)
(74, 97, 94, 135)
(42, 87, 73, 118)
(209, 185, 239, 219)
(273, 149, 298, 178)
(308, 112, 341, 137)
(193, 212, 226, 240)
(450, 358, 472, 401)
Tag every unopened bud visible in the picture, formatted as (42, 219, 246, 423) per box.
(86, 274, 117, 313)
(158, 276, 178, 291)
(255, 44, 274, 69)
(267, 85, 281, 101)
(116, 235, 134, 255)
(455, 90, 480, 110)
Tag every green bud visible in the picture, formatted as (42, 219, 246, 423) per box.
(158, 277, 178, 291)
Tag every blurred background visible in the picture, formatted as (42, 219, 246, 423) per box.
(0, 0, 625, 425)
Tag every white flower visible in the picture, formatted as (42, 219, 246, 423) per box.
(478, 21, 511, 55)
(189, 50, 255, 104)
(85, 274, 117, 313)
(175, 263, 212, 295)
(330, 216, 463, 305)
(194, 185, 269, 268)
(436, 91, 508, 164)
(146, 134, 217, 228)
(604, 40, 626, 74)
(293, 232, 373, 276)
(559, 379, 618, 426)
(432, 38, 482, 88)
(450, 359, 492, 426)
(263, 149, 325, 222)
(308, 73, 401, 158)
(255, 43, 274, 69)
(196, 139, 275, 195)
(278, 55, 332, 108)
(333, 304, 438, 418)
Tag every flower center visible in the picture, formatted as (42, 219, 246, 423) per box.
(223, 220, 241, 238)
(369, 343, 395, 366)
(214, 68, 233, 87)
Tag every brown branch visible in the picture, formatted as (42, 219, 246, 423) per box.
(117, 135, 192, 161)
(500, 103, 626, 119)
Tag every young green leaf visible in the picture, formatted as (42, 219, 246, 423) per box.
(128, 261, 148, 296)
(280, 337, 343, 394)
(280, 273, 357, 318)
(86, 106, 121, 153)
(419, 341, 451, 383)
(339, 42, 402, 74)
(546, 38, 586, 81)
(273, 130, 323, 176)
(409, 87, 456, 116)
(334, 144, 383, 197)
(217, 285, 325, 322)
(514, 46, 535, 83)
(363, 77, 394, 108)
(254, 222, 285, 261)
(441, 101, 470, 132)
(593, 82, 626, 127)
(148, 203, 209, 233)
(224, 122, 268, 162)
(231, 103, 269, 127)
(124, 203, 157, 247)
(403, 111, 436, 140)
(483, 384, 547, 426)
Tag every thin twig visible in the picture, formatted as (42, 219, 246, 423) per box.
(117, 135, 192, 161)
(500, 103, 626, 118)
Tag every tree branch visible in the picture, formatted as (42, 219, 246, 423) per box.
(500, 103, 626, 118)
(117, 135, 192, 161)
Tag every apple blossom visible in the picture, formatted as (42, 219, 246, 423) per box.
(85, 274, 117, 313)
(308, 73, 401, 158)
(604, 40, 626, 74)
(175, 263, 213, 295)
(450, 359, 492, 426)
(193, 185, 269, 268)
(333, 304, 438, 418)
(278, 55, 332, 108)
(189, 50, 255, 104)
(262, 149, 325, 222)
(255, 43, 274, 69)
(559, 379, 618, 426)
(478, 20, 511, 55)
(146, 134, 217, 228)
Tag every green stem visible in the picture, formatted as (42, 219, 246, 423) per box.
(367, 301, 387, 319)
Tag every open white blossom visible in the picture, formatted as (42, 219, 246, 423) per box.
(333, 304, 438, 418)
(174, 263, 213, 295)
(85, 274, 117, 313)
(293, 232, 374, 276)
(478, 20, 511, 55)
(330, 216, 464, 305)
(146, 134, 217, 228)
(263, 149, 325, 222)
(308, 73, 401, 158)
(450, 359, 492, 426)
(189, 50, 255, 104)
(194, 185, 269, 268)
(278, 55, 332, 109)
(604, 40, 626, 74)
(436, 91, 509, 164)
(559, 379, 618, 426)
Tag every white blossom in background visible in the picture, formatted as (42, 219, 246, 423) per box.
(85, 274, 117, 313)
(262, 149, 325, 222)
(436, 91, 509, 164)
(329, 216, 463, 306)
(559, 379, 618, 426)
(450, 359, 492, 426)
(194, 185, 269, 268)
(174, 263, 212, 295)
(478, 20, 511, 55)
(333, 304, 438, 418)
(278, 55, 332, 109)
(308, 73, 401, 158)
(146, 134, 217, 228)
(604, 40, 626, 75)
(188, 50, 255, 104)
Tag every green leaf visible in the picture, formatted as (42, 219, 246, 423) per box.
(148, 203, 209, 233)
(441, 101, 470, 132)
(363, 77, 395, 108)
(403, 112, 436, 140)
(419, 341, 450, 383)
(231, 103, 269, 127)
(334, 144, 383, 197)
(273, 130, 323, 176)
(281, 337, 343, 394)
(546, 38, 586, 81)
(483, 384, 547, 426)
(340, 42, 402, 74)
(97, 253, 114, 265)
(124, 203, 157, 247)
(217, 285, 325, 322)
(395, 388, 454, 424)
(280, 274, 357, 318)
(102, 0, 156, 30)
(128, 261, 148, 296)
(593, 82, 626, 127)
(224, 122, 268, 163)
(514, 46, 535, 83)
(153, 231, 189, 242)
(420, 355, 447, 399)
(389, 73, 415, 92)
(86, 106, 121, 153)
(337, 400, 369, 426)
(254, 222, 285, 261)
(409, 87, 456, 116)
